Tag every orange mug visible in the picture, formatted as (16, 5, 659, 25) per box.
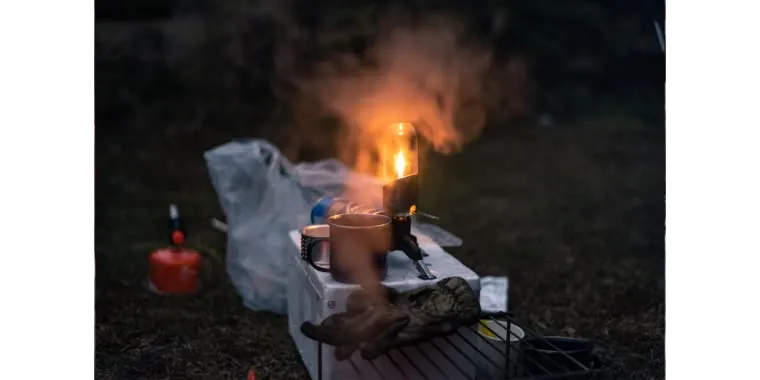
(303, 213, 391, 284)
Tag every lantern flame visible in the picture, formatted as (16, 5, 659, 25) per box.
(394, 151, 406, 179)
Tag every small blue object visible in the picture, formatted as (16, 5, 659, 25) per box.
(310, 196, 334, 224)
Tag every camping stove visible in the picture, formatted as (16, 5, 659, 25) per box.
(381, 122, 435, 280)
(309, 122, 436, 280)
(383, 173, 435, 280)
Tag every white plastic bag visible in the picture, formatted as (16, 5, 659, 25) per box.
(204, 139, 348, 314)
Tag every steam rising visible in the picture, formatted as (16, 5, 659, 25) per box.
(262, 3, 496, 177)
(300, 17, 492, 152)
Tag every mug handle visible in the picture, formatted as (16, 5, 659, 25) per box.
(305, 240, 331, 272)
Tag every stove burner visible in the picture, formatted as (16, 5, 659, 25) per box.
(385, 179, 436, 280)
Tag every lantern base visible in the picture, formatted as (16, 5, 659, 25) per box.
(382, 174, 419, 215)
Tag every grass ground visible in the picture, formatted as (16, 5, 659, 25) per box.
(96, 2, 664, 379)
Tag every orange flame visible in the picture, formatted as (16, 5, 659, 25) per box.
(394, 151, 406, 179)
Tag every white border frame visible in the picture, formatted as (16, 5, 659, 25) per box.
(0, 1, 94, 378)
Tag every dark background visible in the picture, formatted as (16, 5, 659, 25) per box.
(95, 0, 664, 378)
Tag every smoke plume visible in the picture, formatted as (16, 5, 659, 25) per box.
(259, 2, 498, 177)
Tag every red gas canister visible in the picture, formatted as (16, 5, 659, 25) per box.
(148, 246, 202, 294)
(148, 204, 202, 295)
